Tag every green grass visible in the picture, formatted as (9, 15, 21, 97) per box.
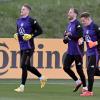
(0, 0, 100, 38)
(0, 79, 100, 100)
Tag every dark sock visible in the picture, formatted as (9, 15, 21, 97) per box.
(27, 66, 41, 77)
(21, 69, 27, 85)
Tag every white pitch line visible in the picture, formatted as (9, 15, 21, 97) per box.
(0, 82, 67, 85)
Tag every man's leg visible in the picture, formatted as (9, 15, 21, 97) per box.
(25, 49, 47, 88)
(87, 55, 96, 92)
(63, 54, 82, 92)
(80, 55, 96, 96)
(94, 67, 100, 76)
(14, 50, 28, 92)
(94, 54, 100, 76)
(75, 55, 87, 92)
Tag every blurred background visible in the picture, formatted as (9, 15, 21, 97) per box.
(0, 0, 100, 100)
(0, 0, 100, 38)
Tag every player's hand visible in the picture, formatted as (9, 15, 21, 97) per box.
(88, 41, 98, 48)
(64, 31, 72, 36)
(14, 33, 18, 40)
(63, 35, 71, 44)
(66, 32, 72, 36)
(23, 34, 33, 41)
(78, 38, 84, 45)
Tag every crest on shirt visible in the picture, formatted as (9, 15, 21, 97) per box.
(21, 23, 24, 27)
(19, 23, 25, 35)
(19, 27, 25, 35)
(86, 30, 89, 34)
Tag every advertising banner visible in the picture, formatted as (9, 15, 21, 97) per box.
(0, 38, 100, 79)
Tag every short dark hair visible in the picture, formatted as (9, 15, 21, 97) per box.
(23, 4, 31, 11)
(73, 8, 78, 15)
(80, 12, 90, 18)
(70, 8, 78, 15)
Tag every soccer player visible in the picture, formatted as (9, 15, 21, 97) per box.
(63, 8, 87, 92)
(80, 12, 100, 96)
(14, 4, 47, 92)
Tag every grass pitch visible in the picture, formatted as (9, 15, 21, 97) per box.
(0, 79, 100, 100)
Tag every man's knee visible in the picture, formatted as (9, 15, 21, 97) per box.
(63, 64, 70, 72)
(21, 64, 27, 70)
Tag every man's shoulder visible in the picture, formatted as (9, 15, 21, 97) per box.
(92, 23, 100, 31)
(16, 18, 21, 24)
(28, 17, 37, 24)
(16, 18, 20, 22)
(74, 20, 82, 29)
(74, 19, 80, 24)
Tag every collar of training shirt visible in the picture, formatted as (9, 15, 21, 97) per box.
(70, 18, 77, 23)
